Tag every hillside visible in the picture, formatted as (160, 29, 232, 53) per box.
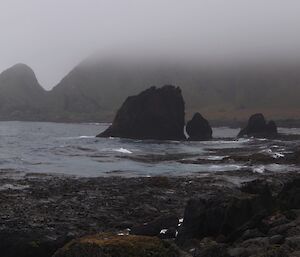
(48, 58, 300, 123)
(0, 59, 300, 124)
(0, 64, 47, 120)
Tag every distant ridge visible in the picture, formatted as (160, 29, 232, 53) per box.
(0, 58, 300, 124)
(0, 63, 47, 120)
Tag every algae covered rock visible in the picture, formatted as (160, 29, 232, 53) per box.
(53, 233, 178, 257)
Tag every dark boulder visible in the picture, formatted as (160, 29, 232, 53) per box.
(186, 112, 212, 141)
(97, 85, 185, 140)
(0, 231, 71, 257)
(286, 149, 300, 164)
(238, 113, 278, 138)
(277, 177, 300, 210)
(177, 188, 274, 244)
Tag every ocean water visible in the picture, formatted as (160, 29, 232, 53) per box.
(0, 121, 299, 177)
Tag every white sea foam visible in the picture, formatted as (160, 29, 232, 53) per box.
(62, 136, 95, 140)
(160, 229, 167, 234)
(78, 136, 95, 139)
(253, 166, 265, 174)
(205, 155, 226, 160)
(114, 148, 133, 154)
(0, 184, 29, 190)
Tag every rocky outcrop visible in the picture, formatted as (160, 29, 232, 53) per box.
(53, 233, 178, 257)
(277, 177, 300, 210)
(0, 171, 300, 257)
(97, 85, 185, 140)
(177, 176, 300, 257)
(238, 113, 278, 138)
(186, 112, 212, 141)
(177, 186, 274, 245)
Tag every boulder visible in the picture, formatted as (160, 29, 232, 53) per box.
(177, 188, 274, 244)
(52, 233, 178, 257)
(277, 177, 300, 210)
(238, 113, 278, 138)
(186, 113, 212, 141)
(0, 231, 71, 257)
(97, 85, 185, 140)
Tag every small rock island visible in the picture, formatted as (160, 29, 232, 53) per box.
(97, 85, 186, 140)
(186, 112, 212, 141)
(238, 113, 278, 138)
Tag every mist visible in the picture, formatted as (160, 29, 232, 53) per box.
(1, 0, 300, 89)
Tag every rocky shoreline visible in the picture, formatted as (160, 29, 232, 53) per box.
(0, 170, 299, 256)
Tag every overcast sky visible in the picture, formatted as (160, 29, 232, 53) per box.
(1, 0, 300, 89)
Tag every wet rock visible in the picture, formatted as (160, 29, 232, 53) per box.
(290, 251, 300, 257)
(177, 193, 228, 243)
(240, 236, 270, 248)
(289, 149, 300, 164)
(240, 228, 265, 241)
(194, 239, 230, 257)
(262, 212, 290, 230)
(238, 113, 278, 138)
(227, 247, 248, 257)
(131, 215, 179, 237)
(240, 179, 272, 198)
(186, 113, 212, 141)
(253, 247, 289, 257)
(224, 153, 278, 164)
(177, 188, 273, 244)
(269, 234, 285, 244)
(0, 231, 71, 257)
(284, 236, 300, 251)
(268, 223, 294, 236)
(97, 85, 185, 140)
(277, 177, 300, 210)
(52, 233, 179, 257)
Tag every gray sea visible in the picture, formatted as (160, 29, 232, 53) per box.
(0, 121, 299, 177)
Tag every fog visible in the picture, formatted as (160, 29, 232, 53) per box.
(1, 0, 300, 89)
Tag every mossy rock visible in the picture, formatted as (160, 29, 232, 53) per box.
(52, 233, 178, 257)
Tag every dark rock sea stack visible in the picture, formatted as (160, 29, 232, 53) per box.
(186, 112, 212, 141)
(52, 233, 178, 257)
(238, 113, 278, 138)
(97, 85, 185, 140)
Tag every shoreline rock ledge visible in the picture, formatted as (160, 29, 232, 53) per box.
(97, 85, 186, 140)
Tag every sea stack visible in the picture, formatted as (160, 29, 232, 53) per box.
(238, 113, 278, 138)
(97, 85, 185, 140)
(186, 112, 212, 141)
